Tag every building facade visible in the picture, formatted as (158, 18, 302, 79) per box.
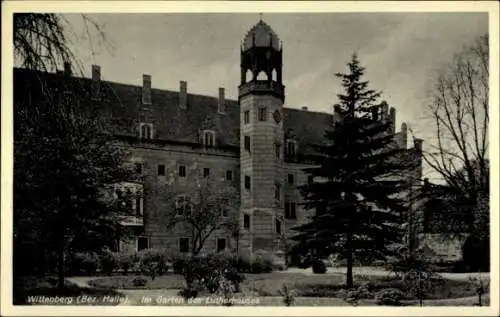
(14, 20, 423, 257)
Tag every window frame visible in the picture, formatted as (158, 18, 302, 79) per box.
(244, 175, 251, 190)
(179, 165, 187, 178)
(258, 107, 267, 121)
(243, 214, 251, 230)
(179, 237, 190, 253)
(135, 196, 144, 216)
(203, 167, 210, 178)
(226, 170, 233, 181)
(244, 110, 250, 124)
(137, 236, 149, 252)
(202, 130, 215, 147)
(285, 139, 297, 157)
(275, 218, 282, 235)
(157, 164, 165, 176)
(216, 238, 227, 252)
(139, 123, 154, 140)
(244, 135, 251, 152)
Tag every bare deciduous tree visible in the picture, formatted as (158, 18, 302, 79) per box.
(423, 34, 489, 234)
(14, 13, 106, 74)
(163, 165, 240, 256)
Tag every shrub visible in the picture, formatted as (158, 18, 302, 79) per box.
(132, 277, 148, 287)
(137, 249, 170, 280)
(179, 287, 199, 300)
(252, 250, 273, 273)
(217, 277, 236, 306)
(225, 267, 245, 292)
(99, 249, 118, 276)
(181, 252, 242, 295)
(115, 252, 135, 274)
(312, 259, 327, 274)
(234, 252, 252, 273)
(170, 253, 191, 274)
(279, 285, 296, 306)
(375, 288, 404, 306)
(69, 252, 100, 275)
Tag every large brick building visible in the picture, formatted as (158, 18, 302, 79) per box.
(14, 19, 424, 257)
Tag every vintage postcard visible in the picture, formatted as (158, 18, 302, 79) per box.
(1, 1, 499, 316)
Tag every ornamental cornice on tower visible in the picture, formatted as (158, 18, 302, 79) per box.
(242, 20, 281, 52)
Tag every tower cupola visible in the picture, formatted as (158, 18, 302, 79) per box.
(239, 19, 284, 102)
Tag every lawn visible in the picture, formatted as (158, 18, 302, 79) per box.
(88, 271, 487, 301)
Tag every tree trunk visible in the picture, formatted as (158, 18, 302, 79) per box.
(346, 231, 354, 289)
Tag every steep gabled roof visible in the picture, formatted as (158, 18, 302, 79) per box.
(14, 67, 334, 157)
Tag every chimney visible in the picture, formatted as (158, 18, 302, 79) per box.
(63, 62, 72, 77)
(218, 87, 225, 113)
(142, 74, 152, 105)
(380, 102, 389, 121)
(179, 81, 187, 109)
(390, 107, 396, 132)
(302, 106, 308, 111)
(400, 123, 408, 149)
(414, 138, 423, 152)
(91, 65, 101, 99)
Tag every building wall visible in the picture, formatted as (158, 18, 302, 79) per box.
(119, 141, 240, 253)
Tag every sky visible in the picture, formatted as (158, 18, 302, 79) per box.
(63, 12, 488, 181)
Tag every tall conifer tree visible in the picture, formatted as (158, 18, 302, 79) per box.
(293, 54, 414, 288)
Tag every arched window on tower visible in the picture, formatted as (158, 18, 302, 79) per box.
(256, 71, 268, 81)
(246, 70, 253, 83)
(272, 69, 277, 81)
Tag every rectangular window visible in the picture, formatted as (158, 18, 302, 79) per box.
(244, 110, 250, 124)
(179, 165, 186, 177)
(157, 164, 165, 176)
(135, 197, 143, 216)
(244, 214, 250, 229)
(244, 135, 251, 151)
(226, 170, 233, 181)
(275, 219, 282, 235)
(287, 173, 294, 185)
(258, 107, 267, 121)
(285, 201, 297, 219)
(275, 143, 281, 160)
(245, 176, 251, 190)
(217, 238, 227, 252)
(179, 238, 189, 253)
(135, 163, 143, 175)
(137, 237, 149, 251)
(203, 167, 210, 178)
(286, 141, 296, 157)
(274, 183, 281, 201)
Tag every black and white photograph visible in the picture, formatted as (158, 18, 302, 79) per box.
(1, 1, 498, 315)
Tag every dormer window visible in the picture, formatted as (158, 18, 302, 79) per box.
(202, 130, 215, 147)
(285, 139, 297, 157)
(139, 123, 154, 140)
